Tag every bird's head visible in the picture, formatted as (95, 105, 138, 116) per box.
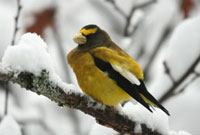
(73, 24, 110, 50)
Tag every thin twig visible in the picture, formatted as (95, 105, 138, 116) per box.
(106, 0, 156, 36)
(124, 0, 156, 36)
(163, 60, 176, 83)
(106, 0, 126, 18)
(172, 72, 200, 97)
(12, 0, 22, 45)
(159, 54, 200, 103)
(4, 0, 22, 116)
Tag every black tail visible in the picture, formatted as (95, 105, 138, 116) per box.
(138, 80, 170, 116)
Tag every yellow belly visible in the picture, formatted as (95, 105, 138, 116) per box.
(67, 50, 131, 106)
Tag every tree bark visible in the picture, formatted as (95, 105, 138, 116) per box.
(0, 69, 162, 135)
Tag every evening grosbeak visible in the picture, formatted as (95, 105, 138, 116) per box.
(67, 24, 170, 116)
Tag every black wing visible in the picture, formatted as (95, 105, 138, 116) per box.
(91, 54, 153, 113)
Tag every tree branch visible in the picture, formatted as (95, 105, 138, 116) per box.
(106, 0, 156, 36)
(12, 0, 22, 45)
(2, 0, 22, 116)
(106, 0, 127, 18)
(171, 72, 200, 97)
(0, 69, 162, 135)
(163, 61, 176, 83)
(124, 0, 156, 36)
(159, 54, 200, 103)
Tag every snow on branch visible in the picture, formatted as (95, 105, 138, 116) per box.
(160, 55, 200, 103)
(159, 15, 200, 103)
(0, 33, 167, 135)
(0, 70, 164, 135)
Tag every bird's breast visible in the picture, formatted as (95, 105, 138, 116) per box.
(67, 49, 131, 106)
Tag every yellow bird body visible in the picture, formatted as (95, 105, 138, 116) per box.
(67, 24, 170, 115)
(68, 46, 137, 106)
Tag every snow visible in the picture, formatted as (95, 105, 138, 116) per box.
(149, 14, 200, 134)
(2, 33, 52, 75)
(122, 102, 169, 134)
(129, 0, 180, 63)
(0, 0, 199, 134)
(169, 130, 192, 135)
(0, 63, 6, 73)
(1, 33, 78, 93)
(0, 115, 22, 135)
(150, 13, 200, 95)
(166, 78, 200, 134)
(88, 123, 118, 135)
(165, 14, 200, 80)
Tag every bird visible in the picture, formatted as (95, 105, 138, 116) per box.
(67, 24, 170, 116)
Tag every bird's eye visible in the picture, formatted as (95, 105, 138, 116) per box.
(80, 28, 97, 36)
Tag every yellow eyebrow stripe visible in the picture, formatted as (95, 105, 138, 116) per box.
(80, 28, 97, 36)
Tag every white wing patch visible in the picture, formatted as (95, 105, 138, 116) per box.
(111, 64, 141, 86)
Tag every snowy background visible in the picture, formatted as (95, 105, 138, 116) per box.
(0, 0, 200, 134)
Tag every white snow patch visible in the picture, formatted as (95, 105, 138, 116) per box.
(88, 123, 118, 135)
(0, 115, 22, 135)
(49, 72, 80, 94)
(166, 15, 200, 80)
(2, 33, 52, 76)
(122, 102, 169, 134)
(169, 130, 192, 135)
(1, 33, 79, 93)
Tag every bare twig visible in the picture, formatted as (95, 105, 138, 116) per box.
(106, 0, 126, 18)
(12, 0, 22, 45)
(0, 70, 162, 135)
(106, 0, 156, 36)
(171, 72, 200, 97)
(3, 0, 22, 116)
(163, 60, 176, 83)
(159, 54, 200, 103)
(124, 0, 156, 36)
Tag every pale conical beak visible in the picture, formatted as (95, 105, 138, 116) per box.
(73, 33, 87, 45)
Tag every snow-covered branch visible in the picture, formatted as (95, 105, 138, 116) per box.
(158, 15, 200, 103)
(0, 68, 164, 135)
(0, 33, 168, 135)
(159, 55, 200, 103)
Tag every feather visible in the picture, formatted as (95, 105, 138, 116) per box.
(138, 80, 170, 116)
(91, 54, 153, 113)
(111, 64, 140, 85)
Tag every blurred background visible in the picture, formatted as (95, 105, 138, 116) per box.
(0, 0, 200, 134)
